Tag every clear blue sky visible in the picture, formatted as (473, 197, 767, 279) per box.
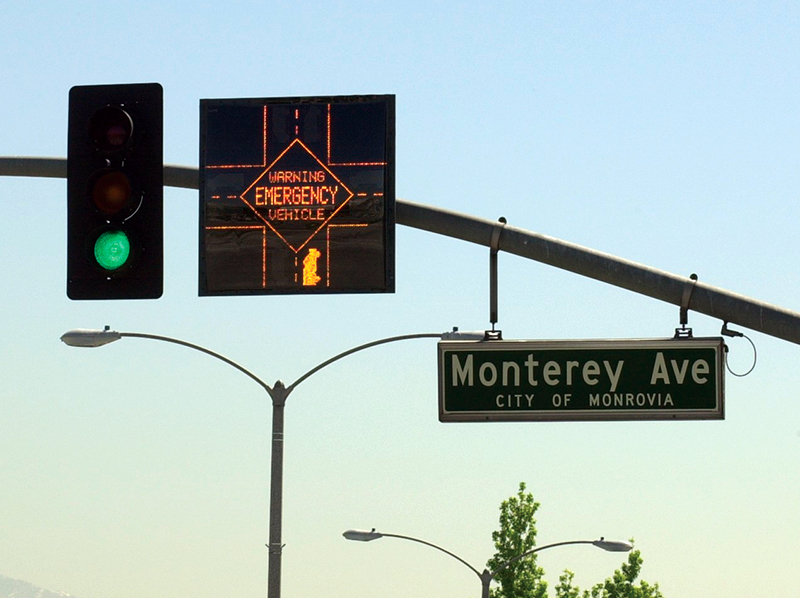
(1, 1, 799, 597)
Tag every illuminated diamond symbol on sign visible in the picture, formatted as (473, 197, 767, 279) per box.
(240, 139, 354, 253)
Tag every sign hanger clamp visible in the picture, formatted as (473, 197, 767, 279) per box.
(674, 273, 698, 338)
(486, 217, 507, 341)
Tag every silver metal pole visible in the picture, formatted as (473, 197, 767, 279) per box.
(266, 382, 288, 598)
(11, 157, 800, 344)
(62, 326, 456, 598)
(115, 332, 283, 598)
(346, 531, 622, 598)
(398, 199, 800, 345)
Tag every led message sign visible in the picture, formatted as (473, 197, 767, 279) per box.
(439, 338, 725, 422)
(199, 95, 395, 295)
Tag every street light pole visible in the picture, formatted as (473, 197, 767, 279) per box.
(61, 327, 485, 598)
(342, 528, 632, 598)
(266, 380, 288, 598)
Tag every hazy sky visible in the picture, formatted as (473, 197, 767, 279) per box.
(1, 1, 798, 597)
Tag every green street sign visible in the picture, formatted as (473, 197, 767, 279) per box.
(438, 338, 725, 422)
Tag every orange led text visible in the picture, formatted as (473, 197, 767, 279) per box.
(268, 208, 327, 221)
(268, 170, 326, 183)
(254, 184, 340, 206)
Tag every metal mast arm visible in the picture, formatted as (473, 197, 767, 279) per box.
(10, 157, 800, 344)
(397, 199, 800, 345)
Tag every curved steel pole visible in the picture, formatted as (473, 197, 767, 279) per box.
(88, 331, 285, 598)
(119, 332, 272, 392)
(488, 539, 595, 579)
(117, 332, 447, 598)
(347, 530, 626, 598)
(481, 539, 631, 598)
(286, 333, 442, 393)
(0, 157, 198, 189)
(8, 156, 800, 344)
(397, 199, 800, 345)
(380, 532, 484, 579)
(62, 326, 456, 598)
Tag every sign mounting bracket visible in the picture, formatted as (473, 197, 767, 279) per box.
(488, 216, 507, 338)
(675, 273, 698, 338)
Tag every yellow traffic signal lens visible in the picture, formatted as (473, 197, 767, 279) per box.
(91, 169, 132, 215)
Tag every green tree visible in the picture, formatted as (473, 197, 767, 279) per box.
(555, 550, 664, 598)
(487, 483, 663, 598)
(486, 482, 548, 598)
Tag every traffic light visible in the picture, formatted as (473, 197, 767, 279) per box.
(67, 83, 163, 300)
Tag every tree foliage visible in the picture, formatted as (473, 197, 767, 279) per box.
(486, 483, 663, 598)
(555, 550, 664, 598)
(486, 482, 548, 598)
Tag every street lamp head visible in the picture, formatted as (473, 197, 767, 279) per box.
(440, 328, 486, 341)
(60, 327, 121, 348)
(592, 538, 634, 552)
(343, 529, 383, 542)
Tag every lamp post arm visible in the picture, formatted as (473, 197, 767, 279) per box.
(119, 332, 273, 395)
(110, 330, 283, 598)
(488, 540, 595, 580)
(67, 327, 472, 598)
(286, 333, 443, 393)
(379, 533, 484, 580)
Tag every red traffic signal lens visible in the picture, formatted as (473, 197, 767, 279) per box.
(90, 169, 133, 215)
(88, 106, 133, 151)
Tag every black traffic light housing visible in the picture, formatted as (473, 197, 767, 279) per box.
(67, 83, 163, 300)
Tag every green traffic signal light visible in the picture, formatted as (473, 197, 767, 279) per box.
(93, 229, 131, 271)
